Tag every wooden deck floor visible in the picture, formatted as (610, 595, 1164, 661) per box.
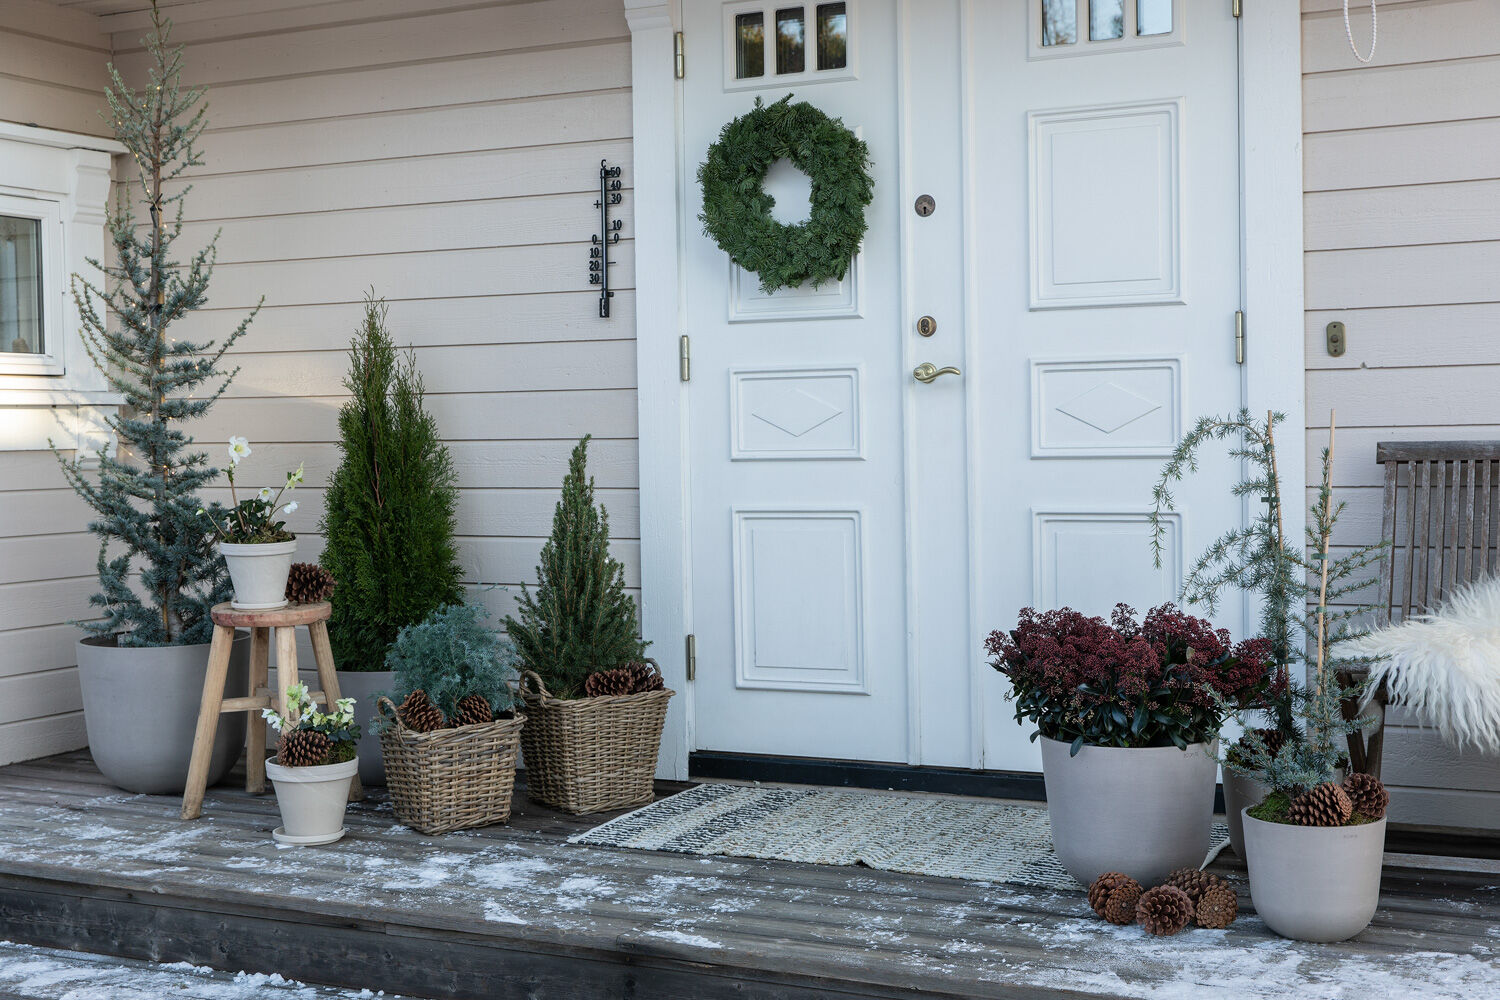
(0, 752, 1497, 999)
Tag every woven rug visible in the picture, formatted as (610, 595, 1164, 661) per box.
(572, 783, 1230, 892)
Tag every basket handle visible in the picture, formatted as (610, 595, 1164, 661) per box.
(377, 695, 404, 731)
(520, 669, 552, 701)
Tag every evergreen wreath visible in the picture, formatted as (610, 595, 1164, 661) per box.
(698, 95, 874, 294)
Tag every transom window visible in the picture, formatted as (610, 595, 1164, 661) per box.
(1036, 0, 1179, 57)
(725, 1, 853, 90)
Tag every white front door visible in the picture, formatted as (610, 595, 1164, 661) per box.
(682, 0, 1244, 770)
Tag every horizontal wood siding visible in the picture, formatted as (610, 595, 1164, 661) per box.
(1304, 0, 1500, 829)
(0, 0, 635, 765)
(0, 3, 111, 765)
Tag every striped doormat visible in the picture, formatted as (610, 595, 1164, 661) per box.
(572, 783, 1230, 891)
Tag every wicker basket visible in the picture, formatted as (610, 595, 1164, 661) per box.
(377, 696, 526, 834)
(519, 661, 673, 815)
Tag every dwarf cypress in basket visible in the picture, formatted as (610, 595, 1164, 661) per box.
(320, 292, 463, 670)
(503, 435, 648, 699)
(383, 602, 520, 726)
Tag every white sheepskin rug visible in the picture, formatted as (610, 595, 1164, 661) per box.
(1344, 575, 1500, 754)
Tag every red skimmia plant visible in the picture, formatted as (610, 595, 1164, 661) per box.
(987, 604, 1279, 756)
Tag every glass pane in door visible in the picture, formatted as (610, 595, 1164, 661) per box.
(776, 8, 806, 74)
(736, 12, 765, 78)
(1041, 0, 1077, 46)
(816, 3, 847, 69)
(1137, 0, 1172, 36)
(1090, 0, 1125, 40)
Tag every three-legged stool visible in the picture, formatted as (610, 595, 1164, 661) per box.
(181, 600, 363, 820)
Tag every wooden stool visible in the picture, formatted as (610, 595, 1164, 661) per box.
(181, 601, 363, 820)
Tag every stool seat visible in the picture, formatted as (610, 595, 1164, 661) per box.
(182, 599, 362, 820)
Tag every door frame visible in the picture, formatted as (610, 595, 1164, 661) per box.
(624, 0, 1305, 780)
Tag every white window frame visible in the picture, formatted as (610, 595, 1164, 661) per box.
(0, 193, 67, 377)
(0, 121, 124, 455)
(721, 0, 858, 91)
(1029, 0, 1184, 60)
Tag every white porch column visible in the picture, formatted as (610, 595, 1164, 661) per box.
(623, 0, 690, 779)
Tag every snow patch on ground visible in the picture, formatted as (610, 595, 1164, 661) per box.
(482, 900, 527, 925)
(641, 929, 723, 950)
(472, 856, 554, 889)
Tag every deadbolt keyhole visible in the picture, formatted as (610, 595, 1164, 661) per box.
(916, 315, 938, 337)
(914, 194, 935, 217)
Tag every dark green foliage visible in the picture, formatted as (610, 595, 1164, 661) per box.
(54, 4, 258, 647)
(320, 293, 463, 670)
(698, 95, 873, 293)
(383, 602, 520, 723)
(503, 436, 648, 699)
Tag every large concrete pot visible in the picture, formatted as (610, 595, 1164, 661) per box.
(76, 632, 248, 795)
(299, 667, 392, 786)
(1041, 736, 1219, 886)
(1244, 809, 1386, 941)
(1223, 770, 1272, 859)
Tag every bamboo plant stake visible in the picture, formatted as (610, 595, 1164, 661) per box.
(1313, 412, 1338, 703)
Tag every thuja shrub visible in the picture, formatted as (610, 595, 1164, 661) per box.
(987, 604, 1278, 755)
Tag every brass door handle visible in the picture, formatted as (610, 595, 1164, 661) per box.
(913, 362, 961, 383)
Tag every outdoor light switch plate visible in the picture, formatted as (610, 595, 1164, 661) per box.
(1325, 321, 1346, 358)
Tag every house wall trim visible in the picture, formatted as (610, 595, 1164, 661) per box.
(627, 1, 1305, 779)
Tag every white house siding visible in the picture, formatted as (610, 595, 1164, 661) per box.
(1304, 0, 1500, 830)
(0, 0, 638, 764)
(0, 3, 112, 765)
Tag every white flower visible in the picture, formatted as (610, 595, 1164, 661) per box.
(281, 501, 299, 515)
(257, 487, 274, 503)
(227, 436, 251, 466)
(286, 463, 305, 488)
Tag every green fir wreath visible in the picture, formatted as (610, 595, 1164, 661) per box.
(698, 95, 874, 294)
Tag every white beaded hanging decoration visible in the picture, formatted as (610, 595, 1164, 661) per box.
(1344, 0, 1378, 64)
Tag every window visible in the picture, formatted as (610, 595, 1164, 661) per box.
(0, 194, 63, 378)
(726, 2, 855, 88)
(1037, 0, 1178, 55)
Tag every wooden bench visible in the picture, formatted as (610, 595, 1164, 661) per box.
(1344, 441, 1500, 778)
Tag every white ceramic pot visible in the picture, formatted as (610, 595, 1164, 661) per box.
(1041, 736, 1219, 887)
(1243, 808, 1387, 942)
(219, 539, 297, 610)
(1222, 770, 1272, 859)
(265, 754, 357, 846)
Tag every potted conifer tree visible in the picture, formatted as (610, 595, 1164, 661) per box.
(504, 435, 670, 815)
(59, 6, 261, 794)
(317, 293, 464, 784)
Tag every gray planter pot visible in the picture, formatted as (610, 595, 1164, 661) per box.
(299, 668, 392, 786)
(1243, 809, 1387, 942)
(76, 632, 248, 795)
(1041, 736, 1219, 887)
(1222, 770, 1272, 859)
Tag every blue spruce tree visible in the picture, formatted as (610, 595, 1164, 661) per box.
(55, 4, 259, 647)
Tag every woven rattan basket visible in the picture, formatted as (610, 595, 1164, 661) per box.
(377, 696, 526, 834)
(519, 661, 673, 815)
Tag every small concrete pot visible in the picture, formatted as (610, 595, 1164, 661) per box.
(1041, 736, 1219, 887)
(76, 632, 248, 795)
(1222, 770, 1272, 859)
(219, 539, 297, 610)
(1243, 809, 1387, 941)
(299, 667, 392, 786)
(265, 754, 358, 846)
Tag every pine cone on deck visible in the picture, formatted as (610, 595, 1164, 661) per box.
(1195, 882, 1238, 930)
(279, 728, 331, 767)
(1343, 772, 1389, 820)
(584, 667, 635, 698)
(285, 562, 336, 605)
(1136, 885, 1194, 937)
(1163, 867, 1226, 905)
(452, 693, 493, 727)
(397, 689, 446, 733)
(1088, 872, 1142, 924)
(1287, 782, 1353, 827)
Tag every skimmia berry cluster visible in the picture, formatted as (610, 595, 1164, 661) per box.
(987, 604, 1278, 756)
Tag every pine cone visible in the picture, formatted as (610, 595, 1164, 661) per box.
(1087, 872, 1142, 924)
(397, 689, 446, 733)
(452, 693, 493, 727)
(1136, 885, 1194, 936)
(1195, 882, 1238, 930)
(1288, 782, 1354, 827)
(623, 661, 665, 693)
(285, 562, 336, 605)
(1163, 867, 1226, 905)
(1343, 772, 1389, 820)
(279, 728, 331, 767)
(584, 667, 635, 698)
